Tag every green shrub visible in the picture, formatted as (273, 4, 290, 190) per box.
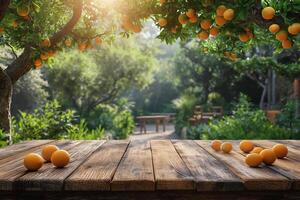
(66, 120, 105, 140)
(0, 129, 9, 147)
(186, 94, 298, 140)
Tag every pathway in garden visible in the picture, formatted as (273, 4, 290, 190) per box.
(129, 123, 178, 141)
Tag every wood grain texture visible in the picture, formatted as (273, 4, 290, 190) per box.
(172, 140, 244, 191)
(252, 140, 300, 190)
(151, 140, 194, 190)
(0, 140, 54, 165)
(0, 140, 53, 161)
(14, 140, 104, 191)
(0, 140, 80, 191)
(195, 141, 291, 191)
(111, 140, 154, 191)
(65, 140, 129, 191)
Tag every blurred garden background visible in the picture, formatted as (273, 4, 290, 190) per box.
(0, 0, 299, 146)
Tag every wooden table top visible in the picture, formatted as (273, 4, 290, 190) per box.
(0, 140, 299, 192)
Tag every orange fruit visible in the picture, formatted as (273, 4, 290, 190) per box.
(42, 145, 59, 162)
(95, 36, 102, 45)
(260, 149, 276, 165)
(230, 53, 237, 61)
(272, 144, 288, 158)
(189, 16, 198, 23)
(178, 14, 188, 25)
(282, 40, 293, 49)
(122, 21, 133, 31)
(40, 52, 49, 60)
(276, 31, 288, 41)
(200, 19, 212, 30)
(186, 9, 196, 18)
(216, 5, 226, 16)
(78, 42, 87, 51)
(221, 142, 232, 153)
(246, 30, 254, 38)
(34, 59, 42, 69)
(223, 51, 230, 57)
(171, 27, 177, 33)
(245, 153, 263, 167)
(223, 9, 234, 21)
(132, 24, 142, 33)
(65, 39, 72, 47)
(288, 23, 300, 35)
(41, 38, 51, 47)
(269, 24, 280, 33)
(12, 20, 18, 28)
(47, 50, 56, 57)
(239, 33, 250, 42)
(215, 16, 226, 26)
(251, 147, 264, 154)
(210, 27, 219, 36)
(262, 7, 275, 20)
(51, 150, 70, 168)
(158, 18, 167, 27)
(24, 153, 44, 171)
(211, 140, 222, 151)
(197, 31, 209, 40)
(239, 140, 254, 153)
(17, 6, 29, 17)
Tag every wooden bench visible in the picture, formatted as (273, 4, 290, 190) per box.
(136, 115, 169, 134)
(0, 140, 299, 199)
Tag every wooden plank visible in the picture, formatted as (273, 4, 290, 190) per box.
(15, 140, 104, 191)
(195, 141, 291, 191)
(65, 140, 129, 191)
(252, 140, 300, 190)
(0, 140, 53, 163)
(276, 140, 300, 149)
(111, 140, 155, 191)
(151, 140, 194, 190)
(0, 140, 53, 160)
(0, 140, 80, 191)
(172, 140, 244, 191)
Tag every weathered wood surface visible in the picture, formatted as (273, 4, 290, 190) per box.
(0, 140, 299, 196)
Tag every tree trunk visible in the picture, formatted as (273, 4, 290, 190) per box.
(0, 68, 13, 144)
(294, 79, 300, 118)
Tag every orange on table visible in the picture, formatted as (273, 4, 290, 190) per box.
(215, 16, 226, 26)
(210, 27, 219, 36)
(245, 153, 263, 167)
(269, 24, 280, 33)
(42, 145, 59, 162)
(276, 31, 288, 41)
(260, 149, 276, 165)
(221, 142, 232, 153)
(223, 9, 234, 21)
(158, 18, 167, 27)
(288, 23, 300, 35)
(216, 5, 226, 16)
(51, 150, 70, 168)
(197, 31, 209, 40)
(239, 140, 254, 153)
(211, 140, 222, 151)
(251, 147, 264, 154)
(282, 40, 293, 49)
(24, 153, 44, 171)
(200, 19, 211, 30)
(262, 7, 275, 20)
(272, 144, 288, 159)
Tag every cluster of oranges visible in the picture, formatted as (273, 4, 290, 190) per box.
(23, 145, 70, 171)
(121, 15, 142, 33)
(211, 140, 288, 167)
(262, 7, 299, 49)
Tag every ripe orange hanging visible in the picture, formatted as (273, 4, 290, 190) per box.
(215, 16, 226, 26)
(200, 19, 212, 30)
(262, 7, 275, 20)
(276, 31, 288, 41)
(178, 14, 188, 25)
(197, 31, 209, 40)
(223, 9, 234, 21)
(269, 24, 280, 33)
(209, 27, 219, 36)
(216, 5, 226, 16)
(239, 33, 250, 42)
(158, 18, 167, 27)
(282, 40, 293, 49)
(186, 9, 196, 18)
(288, 23, 300, 35)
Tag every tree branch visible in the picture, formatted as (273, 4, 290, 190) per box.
(5, 42, 17, 59)
(49, 0, 83, 46)
(0, 0, 10, 22)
